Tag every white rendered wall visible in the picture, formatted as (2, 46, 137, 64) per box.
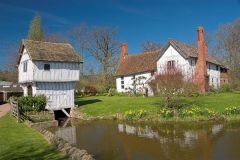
(116, 72, 152, 93)
(207, 62, 220, 88)
(18, 49, 34, 83)
(35, 82, 75, 110)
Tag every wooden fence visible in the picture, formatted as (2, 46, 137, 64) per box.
(0, 92, 3, 104)
(10, 101, 28, 123)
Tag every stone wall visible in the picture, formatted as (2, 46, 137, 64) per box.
(27, 120, 95, 160)
(38, 129, 94, 160)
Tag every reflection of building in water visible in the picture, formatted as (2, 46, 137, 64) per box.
(212, 124, 223, 135)
(56, 126, 77, 145)
(118, 123, 224, 148)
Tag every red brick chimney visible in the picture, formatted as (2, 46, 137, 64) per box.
(120, 42, 127, 63)
(194, 26, 208, 93)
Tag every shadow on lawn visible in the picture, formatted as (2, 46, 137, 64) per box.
(75, 99, 102, 107)
(0, 144, 67, 160)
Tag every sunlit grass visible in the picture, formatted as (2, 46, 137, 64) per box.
(0, 114, 68, 160)
(75, 92, 240, 117)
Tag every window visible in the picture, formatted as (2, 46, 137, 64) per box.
(190, 60, 192, 66)
(44, 64, 50, 71)
(216, 65, 219, 71)
(167, 60, 175, 70)
(120, 77, 124, 89)
(23, 61, 28, 72)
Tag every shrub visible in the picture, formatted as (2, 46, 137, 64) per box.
(179, 105, 218, 117)
(84, 86, 97, 96)
(219, 84, 232, 93)
(107, 88, 117, 96)
(124, 109, 147, 120)
(180, 105, 202, 117)
(158, 108, 174, 118)
(223, 106, 240, 115)
(33, 95, 46, 112)
(17, 95, 46, 112)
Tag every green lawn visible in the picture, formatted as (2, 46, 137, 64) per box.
(75, 92, 240, 117)
(0, 114, 68, 160)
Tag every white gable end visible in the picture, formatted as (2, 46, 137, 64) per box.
(156, 45, 193, 80)
(18, 48, 34, 83)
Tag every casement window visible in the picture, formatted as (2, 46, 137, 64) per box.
(23, 61, 28, 72)
(167, 60, 175, 70)
(121, 76, 124, 89)
(44, 64, 50, 71)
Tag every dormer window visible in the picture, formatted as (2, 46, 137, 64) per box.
(23, 61, 28, 72)
(44, 64, 50, 71)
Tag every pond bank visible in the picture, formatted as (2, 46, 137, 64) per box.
(71, 107, 240, 123)
(0, 114, 68, 160)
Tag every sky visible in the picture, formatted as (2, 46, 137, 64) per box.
(0, 0, 240, 70)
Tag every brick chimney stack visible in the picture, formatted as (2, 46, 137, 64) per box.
(120, 42, 127, 63)
(194, 26, 207, 93)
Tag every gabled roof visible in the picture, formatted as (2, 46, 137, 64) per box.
(116, 50, 160, 76)
(116, 39, 225, 76)
(18, 39, 82, 64)
(157, 39, 222, 65)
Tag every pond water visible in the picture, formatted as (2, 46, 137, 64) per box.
(49, 119, 240, 160)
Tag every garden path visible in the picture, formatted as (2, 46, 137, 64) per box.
(0, 103, 11, 118)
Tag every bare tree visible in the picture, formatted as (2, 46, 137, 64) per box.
(149, 66, 197, 108)
(84, 27, 119, 89)
(141, 41, 161, 52)
(68, 24, 88, 76)
(213, 19, 240, 87)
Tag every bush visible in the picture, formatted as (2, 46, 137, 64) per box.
(219, 84, 232, 93)
(33, 95, 47, 112)
(17, 95, 46, 112)
(84, 86, 97, 96)
(179, 105, 218, 117)
(107, 88, 117, 96)
(124, 109, 147, 120)
(158, 108, 174, 118)
(223, 106, 240, 115)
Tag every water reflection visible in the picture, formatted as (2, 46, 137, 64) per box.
(50, 119, 240, 160)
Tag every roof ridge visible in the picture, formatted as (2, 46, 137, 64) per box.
(170, 39, 196, 49)
(22, 39, 70, 45)
(126, 49, 161, 57)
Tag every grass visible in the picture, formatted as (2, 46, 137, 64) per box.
(0, 114, 68, 160)
(75, 92, 240, 117)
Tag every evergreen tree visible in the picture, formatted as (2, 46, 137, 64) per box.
(27, 15, 44, 41)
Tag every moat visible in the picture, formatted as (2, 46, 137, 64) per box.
(49, 119, 240, 160)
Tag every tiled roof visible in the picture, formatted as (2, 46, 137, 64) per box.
(116, 39, 224, 76)
(116, 50, 160, 76)
(18, 39, 82, 64)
